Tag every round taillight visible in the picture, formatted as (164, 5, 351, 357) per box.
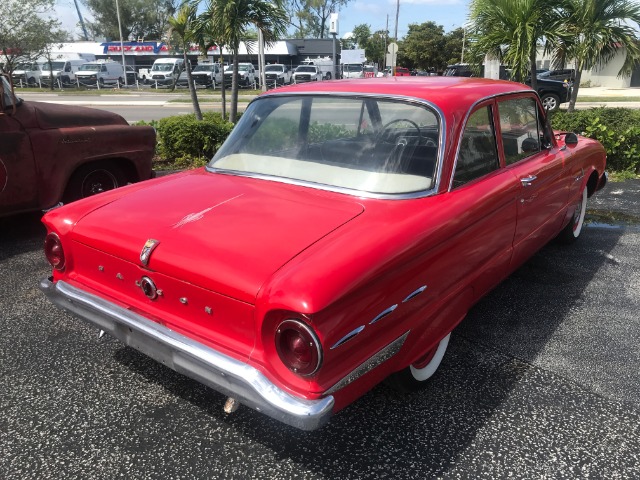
(44, 233, 65, 271)
(275, 319, 322, 376)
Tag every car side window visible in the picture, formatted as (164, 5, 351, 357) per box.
(452, 106, 499, 188)
(498, 97, 544, 165)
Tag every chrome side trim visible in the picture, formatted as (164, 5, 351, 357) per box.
(324, 331, 409, 395)
(330, 325, 365, 350)
(369, 304, 398, 325)
(39, 278, 334, 431)
(402, 285, 427, 303)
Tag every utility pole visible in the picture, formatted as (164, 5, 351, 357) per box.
(73, 0, 89, 41)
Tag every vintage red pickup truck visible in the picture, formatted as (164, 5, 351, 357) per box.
(0, 73, 155, 217)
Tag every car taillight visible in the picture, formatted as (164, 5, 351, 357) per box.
(44, 233, 65, 271)
(275, 319, 322, 376)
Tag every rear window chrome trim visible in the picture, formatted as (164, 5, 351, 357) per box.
(206, 92, 446, 200)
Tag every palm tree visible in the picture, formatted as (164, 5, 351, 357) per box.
(168, 4, 203, 121)
(557, 0, 640, 112)
(468, 0, 564, 90)
(192, 3, 228, 121)
(197, 0, 288, 123)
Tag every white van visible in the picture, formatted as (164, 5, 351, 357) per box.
(40, 59, 87, 86)
(75, 61, 125, 87)
(149, 58, 185, 86)
(11, 61, 44, 86)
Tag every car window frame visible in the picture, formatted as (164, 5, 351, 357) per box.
(449, 98, 502, 190)
(207, 92, 447, 200)
(494, 92, 556, 168)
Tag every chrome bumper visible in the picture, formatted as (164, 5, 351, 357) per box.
(39, 278, 335, 430)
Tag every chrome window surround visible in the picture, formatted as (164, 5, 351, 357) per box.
(206, 92, 446, 200)
(447, 89, 543, 192)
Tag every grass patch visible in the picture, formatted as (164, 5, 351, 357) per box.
(576, 96, 640, 103)
(586, 209, 640, 225)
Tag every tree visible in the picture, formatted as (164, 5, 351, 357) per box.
(399, 22, 447, 72)
(468, 0, 563, 90)
(168, 4, 202, 120)
(285, 0, 352, 38)
(82, 0, 178, 41)
(0, 0, 68, 73)
(557, 0, 640, 112)
(199, 0, 288, 123)
(443, 28, 466, 68)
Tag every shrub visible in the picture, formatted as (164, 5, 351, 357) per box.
(551, 108, 640, 173)
(155, 112, 234, 167)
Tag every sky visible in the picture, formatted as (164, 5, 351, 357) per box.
(55, 0, 471, 42)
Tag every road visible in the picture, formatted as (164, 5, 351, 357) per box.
(1, 180, 640, 478)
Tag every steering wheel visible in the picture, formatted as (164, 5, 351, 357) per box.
(375, 118, 422, 145)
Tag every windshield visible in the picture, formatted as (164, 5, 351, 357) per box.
(238, 65, 251, 71)
(296, 66, 316, 73)
(345, 64, 363, 72)
(42, 62, 65, 71)
(152, 63, 174, 72)
(364, 66, 376, 72)
(79, 64, 101, 71)
(265, 65, 283, 72)
(16, 63, 39, 71)
(209, 95, 440, 195)
(194, 64, 214, 72)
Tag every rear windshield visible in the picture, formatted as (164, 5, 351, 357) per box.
(209, 95, 440, 196)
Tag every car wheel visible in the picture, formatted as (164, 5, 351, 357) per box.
(27, 77, 36, 86)
(98, 78, 105, 87)
(557, 186, 587, 244)
(541, 93, 560, 111)
(61, 75, 70, 85)
(63, 162, 127, 203)
(385, 333, 451, 392)
(325, 72, 332, 80)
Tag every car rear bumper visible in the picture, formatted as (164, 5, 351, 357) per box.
(39, 277, 335, 431)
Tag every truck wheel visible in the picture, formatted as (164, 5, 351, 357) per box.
(63, 162, 127, 203)
(541, 93, 560, 111)
(325, 72, 332, 80)
(27, 77, 36, 86)
(61, 75, 70, 85)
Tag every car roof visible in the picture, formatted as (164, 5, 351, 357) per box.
(264, 77, 533, 113)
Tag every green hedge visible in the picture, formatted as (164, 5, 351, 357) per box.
(154, 112, 234, 169)
(146, 107, 640, 174)
(551, 108, 640, 173)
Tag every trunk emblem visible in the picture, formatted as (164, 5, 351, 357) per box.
(140, 239, 160, 266)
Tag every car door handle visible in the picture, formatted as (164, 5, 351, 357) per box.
(521, 175, 537, 186)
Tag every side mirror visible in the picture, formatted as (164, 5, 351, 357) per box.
(565, 132, 579, 146)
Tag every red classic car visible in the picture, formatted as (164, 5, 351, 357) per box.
(0, 74, 155, 218)
(39, 77, 607, 430)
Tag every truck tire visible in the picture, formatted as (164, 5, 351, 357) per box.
(541, 93, 560, 111)
(63, 161, 127, 203)
(325, 72, 332, 80)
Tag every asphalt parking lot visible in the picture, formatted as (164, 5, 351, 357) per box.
(1, 180, 639, 479)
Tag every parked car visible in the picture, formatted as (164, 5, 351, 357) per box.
(39, 76, 606, 431)
(124, 66, 137, 85)
(149, 58, 184, 86)
(538, 69, 576, 82)
(526, 76, 573, 111)
(394, 67, 411, 76)
(292, 65, 322, 83)
(263, 64, 292, 87)
(11, 61, 44, 86)
(224, 63, 256, 88)
(0, 74, 155, 217)
(75, 61, 124, 87)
